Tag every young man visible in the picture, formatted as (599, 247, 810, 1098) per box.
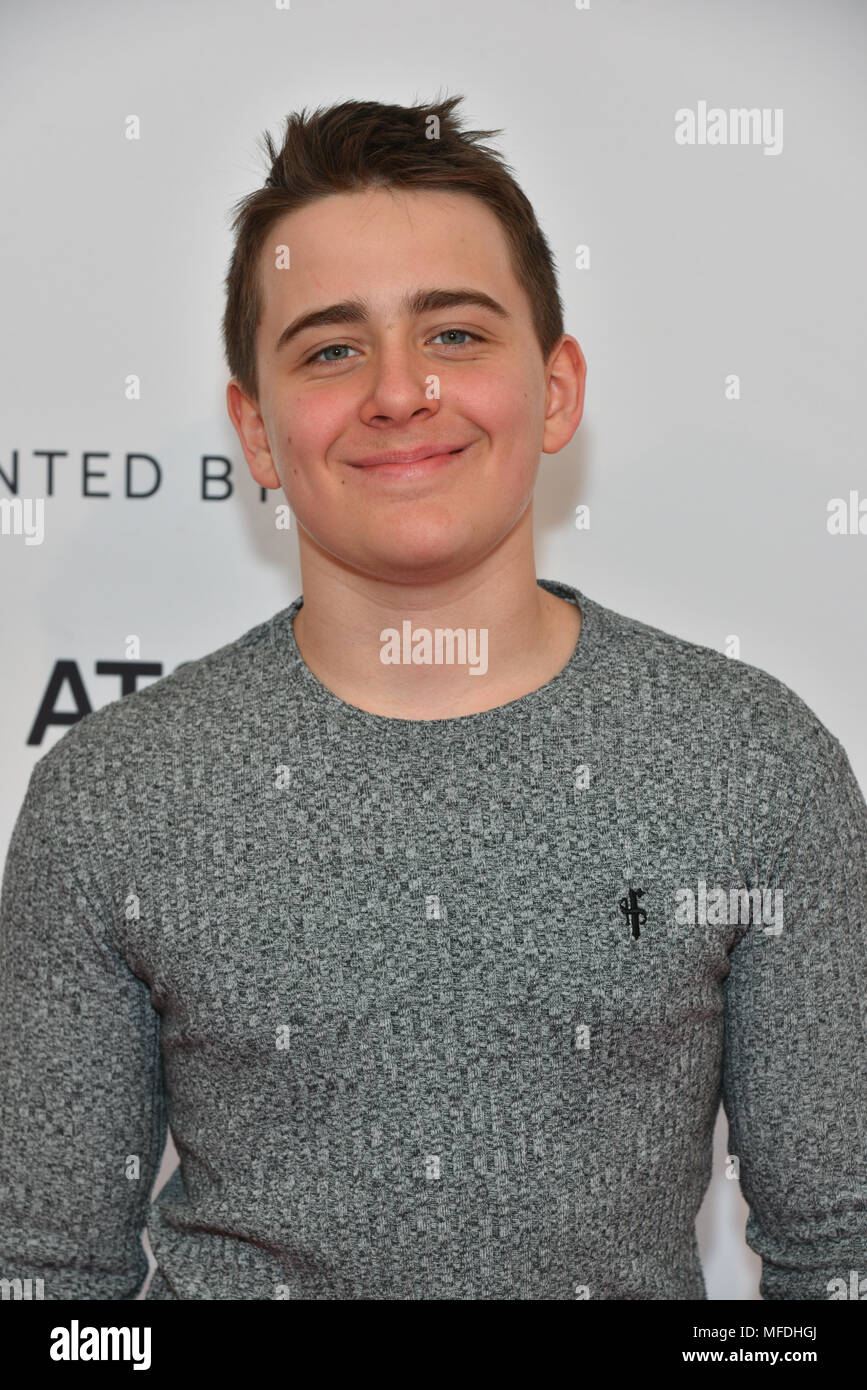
(1, 96, 864, 1301)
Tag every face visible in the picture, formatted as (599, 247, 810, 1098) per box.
(227, 186, 585, 584)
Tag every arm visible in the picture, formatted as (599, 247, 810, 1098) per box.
(721, 730, 867, 1299)
(0, 755, 167, 1299)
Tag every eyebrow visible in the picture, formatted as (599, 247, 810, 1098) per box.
(274, 287, 512, 355)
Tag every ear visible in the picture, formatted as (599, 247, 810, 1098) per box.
(226, 379, 282, 488)
(541, 335, 587, 454)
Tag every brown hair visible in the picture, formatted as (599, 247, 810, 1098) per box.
(222, 94, 565, 401)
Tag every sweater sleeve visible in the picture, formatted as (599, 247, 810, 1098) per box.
(0, 754, 167, 1300)
(721, 731, 867, 1300)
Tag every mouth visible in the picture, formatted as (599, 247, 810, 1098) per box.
(346, 443, 473, 477)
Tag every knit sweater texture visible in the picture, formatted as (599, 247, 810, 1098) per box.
(1, 577, 865, 1300)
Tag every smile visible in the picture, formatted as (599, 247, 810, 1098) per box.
(346, 443, 472, 478)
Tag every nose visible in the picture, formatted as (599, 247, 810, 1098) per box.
(358, 340, 442, 428)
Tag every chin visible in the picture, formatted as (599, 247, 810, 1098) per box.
(355, 521, 472, 568)
(354, 542, 476, 584)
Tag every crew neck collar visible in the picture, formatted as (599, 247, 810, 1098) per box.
(269, 577, 601, 733)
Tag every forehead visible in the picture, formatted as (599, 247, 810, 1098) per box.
(257, 187, 521, 320)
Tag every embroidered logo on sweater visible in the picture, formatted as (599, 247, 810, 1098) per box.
(619, 887, 647, 940)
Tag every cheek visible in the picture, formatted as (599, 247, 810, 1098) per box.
(273, 392, 345, 471)
(455, 364, 537, 435)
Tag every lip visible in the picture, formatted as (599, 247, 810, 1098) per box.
(345, 441, 474, 478)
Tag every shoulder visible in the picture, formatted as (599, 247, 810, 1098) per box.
(28, 606, 289, 804)
(583, 590, 843, 772)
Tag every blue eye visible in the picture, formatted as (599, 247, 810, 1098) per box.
(306, 343, 359, 364)
(430, 329, 484, 347)
(304, 329, 486, 366)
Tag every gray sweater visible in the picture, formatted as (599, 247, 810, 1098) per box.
(1, 578, 865, 1300)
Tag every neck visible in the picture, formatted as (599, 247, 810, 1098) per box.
(290, 512, 582, 719)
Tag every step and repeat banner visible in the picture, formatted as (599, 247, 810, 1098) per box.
(1, 0, 864, 1303)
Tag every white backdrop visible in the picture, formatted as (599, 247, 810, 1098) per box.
(1, 0, 865, 1301)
